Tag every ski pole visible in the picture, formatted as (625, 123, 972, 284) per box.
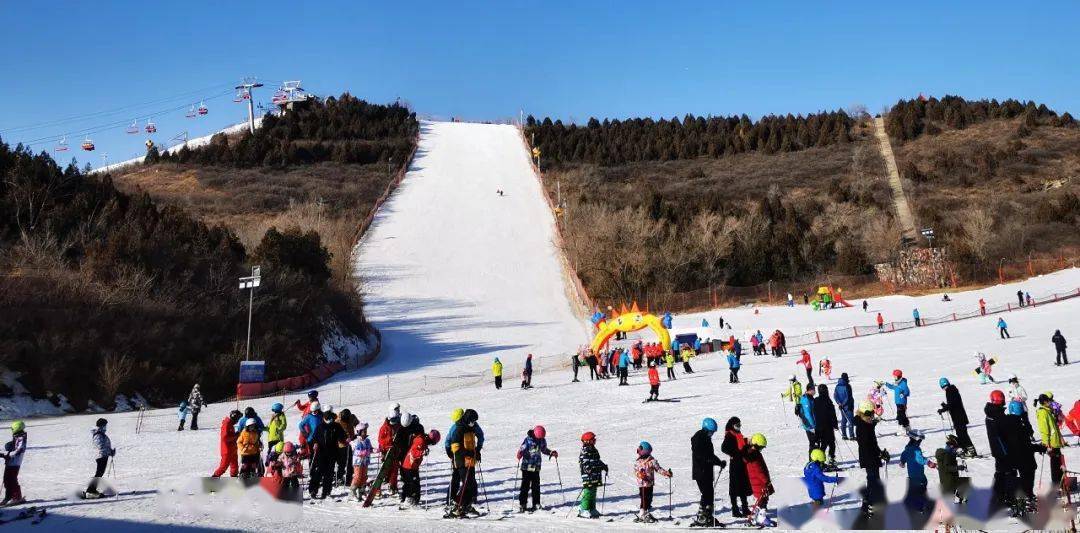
(566, 487, 584, 518)
(477, 463, 491, 512)
(1037, 451, 1047, 492)
(600, 472, 607, 513)
(554, 455, 566, 505)
(825, 479, 837, 513)
(668, 475, 673, 520)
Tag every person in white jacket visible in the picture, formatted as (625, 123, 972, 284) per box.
(84, 418, 116, 498)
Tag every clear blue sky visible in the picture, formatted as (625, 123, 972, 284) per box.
(3, 1, 1078, 165)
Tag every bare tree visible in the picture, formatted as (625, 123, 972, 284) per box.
(961, 207, 995, 261)
(98, 353, 135, 402)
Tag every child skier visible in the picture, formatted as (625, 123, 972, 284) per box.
(517, 425, 558, 512)
(934, 435, 969, 504)
(727, 351, 741, 383)
(400, 429, 440, 507)
(745, 433, 775, 527)
(868, 381, 887, 417)
(83, 418, 116, 498)
(819, 357, 832, 380)
(884, 369, 911, 431)
(1, 420, 27, 505)
(975, 352, 995, 383)
(680, 344, 695, 373)
(237, 419, 263, 478)
(691, 418, 727, 526)
(803, 449, 841, 510)
(633, 441, 672, 523)
(349, 423, 373, 501)
(578, 431, 608, 519)
(647, 362, 661, 400)
(281, 441, 303, 492)
(267, 403, 286, 451)
(177, 400, 190, 431)
(664, 350, 676, 380)
(899, 430, 936, 513)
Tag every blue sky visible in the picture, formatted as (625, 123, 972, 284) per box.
(2, 1, 1078, 165)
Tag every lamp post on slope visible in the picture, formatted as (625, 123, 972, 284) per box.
(239, 266, 261, 361)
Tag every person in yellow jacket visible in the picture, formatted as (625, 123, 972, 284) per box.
(492, 357, 503, 390)
(237, 419, 263, 478)
(680, 345, 695, 374)
(267, 403, 287, 450)
(781, 376, 803, 402)
(664, 351, 676, 381)
(1035, 393, 1064, 487)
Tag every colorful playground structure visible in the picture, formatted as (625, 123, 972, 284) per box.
(589, 302, 671, 353)
(812, 286, 852, 310)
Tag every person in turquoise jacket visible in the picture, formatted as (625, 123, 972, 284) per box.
(727, 352, 741, 383)
(617, 350, 631, 385)
(798, 389, 817, 458)
(899, 431, 935, 513)
(885, 370, 911, 430)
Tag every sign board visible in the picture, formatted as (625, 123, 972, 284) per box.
(239, 360, 266, 383)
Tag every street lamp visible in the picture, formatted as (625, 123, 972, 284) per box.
(238, 266, 261, 361)
(920, 227, 935, 248)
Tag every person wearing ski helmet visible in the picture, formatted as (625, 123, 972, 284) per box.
(84, 418, 116, 498)
(212, 410, 242, 478)
(516, 425, 558, 512)
(899, 430, 936, 514)
(444, 408, 465, 505)
(855, 400, 885, 514)
(349, 422, 373, 501)
(884, 369, 911, 430)
(634, 441, 672, 523)
(1035, 393, 1065, 488)
(237, 418, 264, 478)
(577, 431, 607, 519)
(1, 420, 27, 505)
(936, 378, 977, 457)
(721, 417, 752, 518)
(796, 350, 814, 387)
(449, 409, 482, 517)
(803, 448, 841, 509)
(690, 418, 727, 526)
(267, 402, 287, 452)
(281, 441, 304, 493)
(400, 428, 441, 507)
(782, 375, 803, 403)
(934, 435, 970, 505)
(1002, 399, 1043, 513)
(377, 403, 402, 494)
(295, 390, 320, 417)
(984, 389, 1013, 512)
(744, 433, 775, 527)
(492, 357, 503, 389)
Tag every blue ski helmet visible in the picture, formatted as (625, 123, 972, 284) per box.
(1007, 400, 1024, 416)
(638, 441, 653, 454)
(702, 417, 718, 432)
(939, 378, 950, 389)
(271, 402, 284, 413)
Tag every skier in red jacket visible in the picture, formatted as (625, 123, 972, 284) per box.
(797, 350, 814, 387)
(646, 362, 661, 401)
(212, 410, 242, 477)
(744, 433, 775, 527)
(378, 405, 402, 494)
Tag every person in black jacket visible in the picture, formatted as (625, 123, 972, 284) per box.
(690, 418, 727, 527)
(855, 402, 885, 514)
(984, 391, 1014, 513)
(813, 384, 839, 468)
(936, 379, 976, 457)
(1002, 402, 1044, 514)
(1052, 330, 1068, 366)
(720, 417, 752, 518)
(311, 411, 345, 499)
(571, 353, 580, 382)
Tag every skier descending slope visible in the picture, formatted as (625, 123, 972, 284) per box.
(516, 425, 558, 512)
(690, 418, 726, 527)
(82, 418, 115, 499)
(633, 441, 672, 523)
(577, 431, 608, 519)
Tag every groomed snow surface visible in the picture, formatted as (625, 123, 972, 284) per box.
(8, 122, 1079, 531)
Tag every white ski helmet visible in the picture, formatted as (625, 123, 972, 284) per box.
(388, 402, 401, 418)
(400, 411, 414, 427)
(309, 401, 322, 412)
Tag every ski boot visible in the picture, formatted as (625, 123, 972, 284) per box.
(577, 508, 601, 519)
(518, 505, 528, 514)
(690, 506, 723, 527)
(749, 507, 777, 528)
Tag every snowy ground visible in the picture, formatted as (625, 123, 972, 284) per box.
(6, 122, 1079, 531)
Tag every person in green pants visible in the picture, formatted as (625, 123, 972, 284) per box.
(578, 431, 608, 518)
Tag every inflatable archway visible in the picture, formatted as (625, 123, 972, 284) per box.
(590, 303, 671, 353)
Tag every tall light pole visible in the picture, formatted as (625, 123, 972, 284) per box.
(238, 265, 261, 361)
(235, 79, 264, 134)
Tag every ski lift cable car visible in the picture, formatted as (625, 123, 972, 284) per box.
(186, 105, 197, 118)
(81, 137, 95, 151)
(126, 120, 139, 134)
(54, 136, 69, 152)
(197, 101, 208, 115)
(145, 119, 157, 133)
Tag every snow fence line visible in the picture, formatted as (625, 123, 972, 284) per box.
(784, 286, 1080, 348)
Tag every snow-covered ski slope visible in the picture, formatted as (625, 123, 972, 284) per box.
(350, 120, 591, 379)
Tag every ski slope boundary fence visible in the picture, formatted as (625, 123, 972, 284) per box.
(783, 285, 1080, 349)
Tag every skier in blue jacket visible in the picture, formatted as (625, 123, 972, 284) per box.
(727, 352, 741, 383)
(617, 350, 631, 385)
(912, 308, 921, 327)
(899, 431, 936, 513)
(885, 370, 911, 430)
(799, 388, 817, 458)
(833, 373, 855, 440)
(803, 449, 841, 508)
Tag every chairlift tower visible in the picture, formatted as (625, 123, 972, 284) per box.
(235, 78, 264, 134)
(272, 80, 314, 112)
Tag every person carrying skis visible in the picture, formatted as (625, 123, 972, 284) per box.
(177, 400, 190, 431)
(798, 387, 818, 458)
(690, 418, 727, 527)
(803, 448, 841, 510)
(1052, 330, 1068, 366)
(997, 317, 1010, 339)
(813, 384, 839, 469)
(633, 441, 672, 523)
(855, 401, 886, 514)
(727, 350, 740, 383)
(885, 369, 911, 431)
(400, 429, 440, 507)
(237, 419, 264, 478)
(647, 361, 661, 401)
(797, 350, 814, 387)
(1, 421, 27, 505)
(936, 378, 976, 457)
(975, 352, 995, 384)
(782, 375, 803, 403)
(83, 418, 116, 498)
(211, 410, 241, 478)
(664, 350, 676, 380)
(744, 433, 775, 527)
(517, 425, 558, 512)
(935, 435, 970, 505)
(834, 373, 856, 440)
(267, 403, 287, 452)
(577, 431, 608, 519)
(1035, 393, 1065, 488)
(618, 349, 630, 386)
(720, 417, 752, 518)
(186, 384, 205, 430)
(521, 354, 534, 389)
(349, 423, 373, 501)
(492, 357, 503, 389)
(898, 430, 936, 513)
(377, 404, 400, 495)
(449, 409, 481, 518)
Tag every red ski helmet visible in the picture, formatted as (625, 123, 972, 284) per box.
(581, 431, 596, 444)
(533, 425, 547, 439)
(892, 369, 903, 379)
(990, 390, 1006, 406)
(428, 429, 441, 445)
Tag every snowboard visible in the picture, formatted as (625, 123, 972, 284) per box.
(361, 447, 400, 507)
